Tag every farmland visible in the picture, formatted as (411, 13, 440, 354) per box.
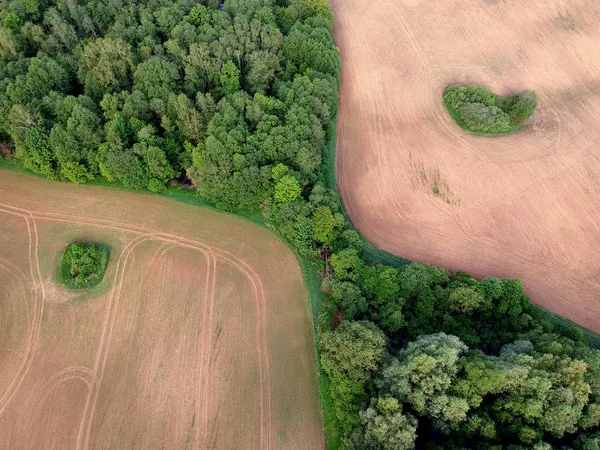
(0, 169, 323, 449)
(333, 0, 600, 333)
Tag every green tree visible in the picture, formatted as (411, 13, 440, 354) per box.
(448, 286, 485, 314)
(274, 174, 300, 203)
(504, 90, 538, 124)
(361, 397, 418, 450)
(458, 102, 510, 133)
(338, 229, 363, 252)
(271, 163, 290, 181)
(3, 13, 22, 33)
(287, 0, 334, 24)
(14, 126, 57, 179)
(42, 7, 78, 54)
(444, 84, 537, 134)
(97, 142, 148, 190)
(220, 60, 240, 95)
(78, 38, 133, 95)
(330, 280, 367, 320)
(320, 321, 387, 434)
(312, 205, 336, 244)
(363, 266, 401, 305)
(166, 94, 204, 143)
(49, 103, 102, 183)
(0, 26, 20, 60)
(378, 333, 470, 427)
(134, 57, 180, 105)
(329, 248, 365, 282)
(6, 56, 70, 104)
(189, 4, 210, 27)
(134, 143, 175, 192)
(284, 16, 340, 78)
(184, 43, 220, 94)
(246, 50, 280, 94)
(58, 243, 110, 289)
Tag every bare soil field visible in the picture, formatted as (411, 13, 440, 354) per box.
(333, 0, 600, 333)
(0, 169, 323, 450)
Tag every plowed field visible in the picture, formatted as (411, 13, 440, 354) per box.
(333, 0, 600, 333)
(0, 169, 323, 449)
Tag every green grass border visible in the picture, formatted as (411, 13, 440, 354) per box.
(0, 157, 265, 224)
(296, 254, 342, 450)
(323, 117, 410, 268)
(57, 243, 110, 290)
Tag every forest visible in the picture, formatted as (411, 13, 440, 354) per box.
(0, 0, 599, 449)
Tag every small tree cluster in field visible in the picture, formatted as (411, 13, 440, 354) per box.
(443, 85, 537, 134)
(58, 243, 110, 289)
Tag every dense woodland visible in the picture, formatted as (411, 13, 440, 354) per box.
(0, 1, 599, 449)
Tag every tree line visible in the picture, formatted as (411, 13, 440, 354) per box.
(1, 1, 598, 449)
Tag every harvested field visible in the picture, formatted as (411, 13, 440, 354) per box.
(0, 169, 323, 449)
(333, 0, 600, 333)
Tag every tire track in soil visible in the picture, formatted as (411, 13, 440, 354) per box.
(0, 257, 32, 408)
(0, 204, 45, 418)
(33, 366, 98, 407)
(195, 249, 215, 449)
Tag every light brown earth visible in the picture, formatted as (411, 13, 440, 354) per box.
(332, 0, 600, 334)
(0, 169, 323, 450)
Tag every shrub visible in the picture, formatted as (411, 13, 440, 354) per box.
(443, 84, 537, 135)
(463, 85, 496, 107)
(57, 243, 110, 289)
(503, 90, 538, 124)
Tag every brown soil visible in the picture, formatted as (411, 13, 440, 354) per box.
(0, 170, 323, 449)
(333, 0, 600, 333)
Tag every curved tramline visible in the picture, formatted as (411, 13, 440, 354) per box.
(0, 169, 323, 450)
(333, 0, 600, 333)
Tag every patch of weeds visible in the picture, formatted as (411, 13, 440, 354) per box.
(409, 155, 460, 205)
(555, 11, 576, 31)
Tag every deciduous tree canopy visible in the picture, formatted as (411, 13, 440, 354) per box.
(0, 0, 339, 198)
